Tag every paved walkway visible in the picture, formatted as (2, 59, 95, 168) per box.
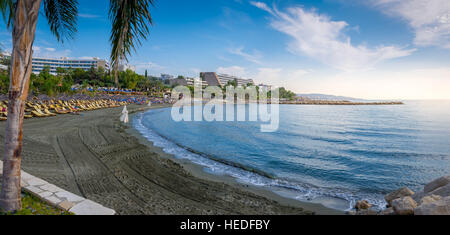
(0, 160, 116, 215)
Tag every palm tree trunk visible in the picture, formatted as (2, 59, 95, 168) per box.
(0, 0, 42, 212)
(113, 20, 127, 89)
(114, 62, 119, 88)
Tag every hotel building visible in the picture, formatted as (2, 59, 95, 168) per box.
(31, 57, 110, 74)
(160, 74, 175, 80)
(168, 77, 208, 87)
(200, 72, 254, 87)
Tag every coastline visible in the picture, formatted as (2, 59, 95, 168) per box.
(0, 104, 341, 215)
(279, 101, 404, 105)
(127, 107, 342, 215)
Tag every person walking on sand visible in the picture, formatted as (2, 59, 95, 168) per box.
(120, 105, 129, 123)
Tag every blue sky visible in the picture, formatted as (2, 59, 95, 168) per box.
(1, 0, 450, 99)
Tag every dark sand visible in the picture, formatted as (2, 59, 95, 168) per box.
(0, 104, 341, 215)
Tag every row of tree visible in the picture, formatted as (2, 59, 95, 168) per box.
(0, 65, 171, 96)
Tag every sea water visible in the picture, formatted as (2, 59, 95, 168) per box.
(133, 101, 450, 211)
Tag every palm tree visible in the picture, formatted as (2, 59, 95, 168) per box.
(0, 0, 154, 212)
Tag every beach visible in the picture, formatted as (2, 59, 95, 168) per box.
(0, 104, 340, 215)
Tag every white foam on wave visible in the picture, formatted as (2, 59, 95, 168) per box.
(133, 112, 387, 211)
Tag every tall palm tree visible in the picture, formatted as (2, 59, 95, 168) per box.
(0, 0, 154, 212)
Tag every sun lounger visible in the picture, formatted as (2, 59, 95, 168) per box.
(44, 109, 57, 116)
(33, 107, 52, 117)
(54, 108, 70, 114)
(31, 110, 47, 117)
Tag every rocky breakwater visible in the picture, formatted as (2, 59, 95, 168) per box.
(351, 175, 450, 215)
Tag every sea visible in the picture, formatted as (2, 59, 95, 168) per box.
(133, 101, 450, 211)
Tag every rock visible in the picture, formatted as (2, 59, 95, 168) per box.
(412, 183, 450, 203)
(412, 190, 425, 203)
(391, 196, 417, 215)
(385, 187, 415, 206)
(414, 196, 450, 215)
(420, 195, 442, 205)
(379, 207, 395, 215)
(428, 184, 450, 198)
(424, 175, 450, 193)
(355, 200, 372, 211)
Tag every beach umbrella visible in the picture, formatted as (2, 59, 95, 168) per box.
(120, 105, 129, 123)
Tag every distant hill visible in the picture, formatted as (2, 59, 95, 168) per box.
(296, 93, 366, 102)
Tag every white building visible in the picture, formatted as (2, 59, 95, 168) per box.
(32, 57, 109, 74)
(161, 74, 174, 80)
(217, 74, 254, 86)
(258, 83, 273, 91)
(200, 72, 254, 87)
(186, 77, 208, 87)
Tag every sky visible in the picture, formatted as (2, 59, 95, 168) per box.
(1, 0, 450, 100)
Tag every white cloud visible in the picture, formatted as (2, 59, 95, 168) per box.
(45, 48, 56, 52)
(250, 1, 275, 15)
(252, 2, 415, 71)
(217, 66, 247, 77)
(228, 46, 263, 64)
(372, 0, 450, 48)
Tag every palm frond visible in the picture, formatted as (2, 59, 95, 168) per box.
(43, 0, 78, 43)
(0, 0, 15, 29)
(109, 0, 154, 68)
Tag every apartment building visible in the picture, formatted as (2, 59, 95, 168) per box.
(31, 57, 110, 74)
(200, 72, 254, 87)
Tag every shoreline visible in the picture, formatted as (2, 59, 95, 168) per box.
(279, 101, 404, 105)
(0, 104, 341, 215)
(127, 107, 342, 215)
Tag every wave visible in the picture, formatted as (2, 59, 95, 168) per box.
(133, 112, 387, 211)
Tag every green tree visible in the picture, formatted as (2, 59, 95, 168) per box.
(70, 68, 88, 84)
(120, 69, 141, 89)
(225, 79, 237, 88)
(278, 87, 296, 100)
